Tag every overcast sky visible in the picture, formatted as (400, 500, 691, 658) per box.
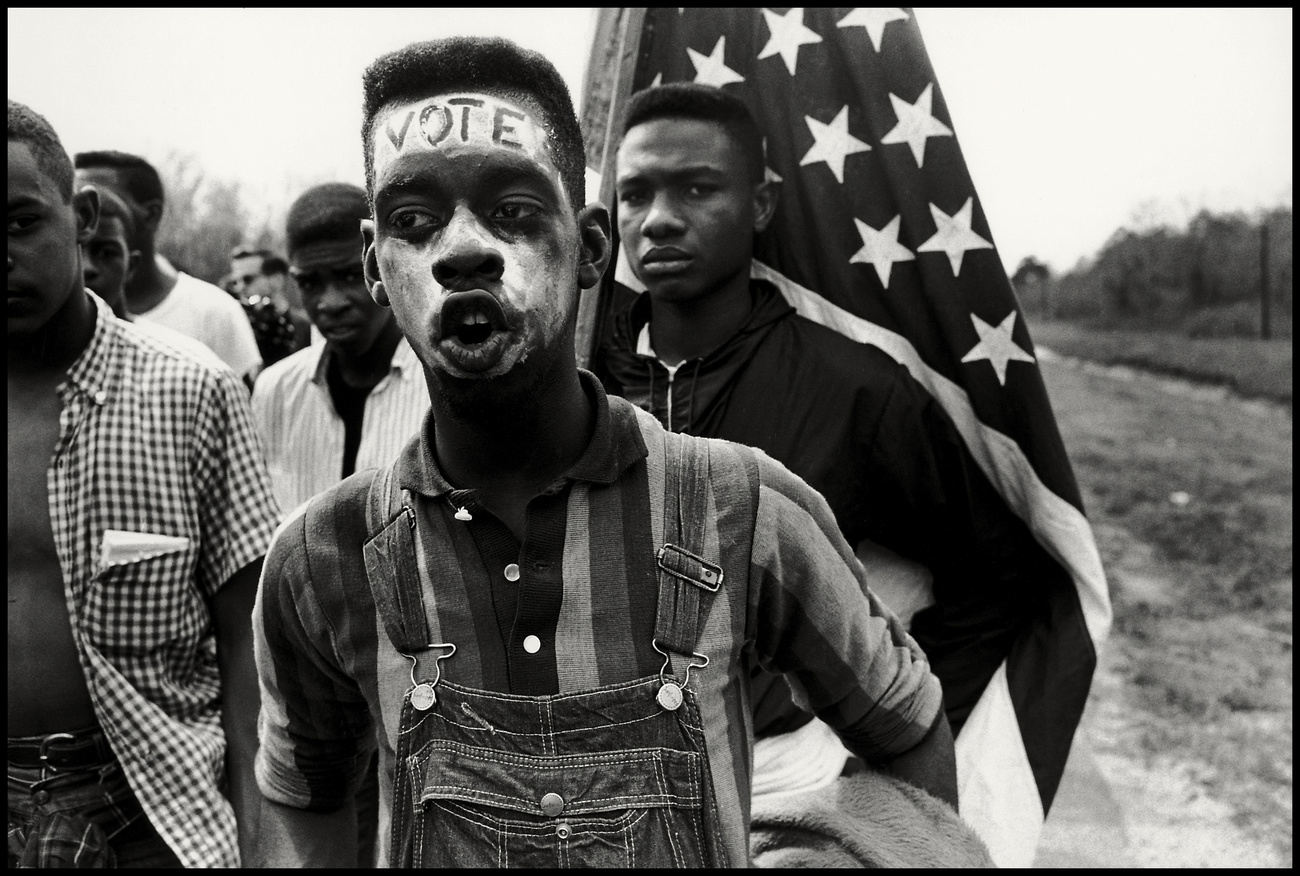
(8, 7, 1292, 273)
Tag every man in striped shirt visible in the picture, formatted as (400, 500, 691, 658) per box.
(250, 182, 428, 515)
(251, 37, 956, 868)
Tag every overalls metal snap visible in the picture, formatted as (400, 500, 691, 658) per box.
(405, 643, 457, 711)
(555, 822, 572, 840)
(651, 640, 710, 711)
(540, 792, 565, 817)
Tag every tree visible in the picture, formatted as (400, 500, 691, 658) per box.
(153, 151, 286, 286)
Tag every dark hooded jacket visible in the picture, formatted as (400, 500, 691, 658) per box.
(595, 280, 1062, 738)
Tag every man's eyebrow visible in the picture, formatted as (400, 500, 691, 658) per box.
(376, 157, 563, 203)
(7, 194, 45, 210)
(616, 165, 728, 186)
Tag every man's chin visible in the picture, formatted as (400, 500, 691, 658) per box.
(431, 341, 561, 423)
(638, 274, 708, 303)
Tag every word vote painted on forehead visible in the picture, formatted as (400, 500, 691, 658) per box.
(374, 93, 554, 167)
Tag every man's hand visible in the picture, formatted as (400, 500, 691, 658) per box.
(212, 558, 264, 862)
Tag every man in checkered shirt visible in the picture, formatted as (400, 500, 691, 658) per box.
(7, 100, 281, 867)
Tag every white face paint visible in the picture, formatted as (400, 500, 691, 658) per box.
(368, 92, 580, 385)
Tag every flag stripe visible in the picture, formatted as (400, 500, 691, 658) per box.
(750, 259, 1111, 648)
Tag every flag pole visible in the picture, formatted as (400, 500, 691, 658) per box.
(575, 7, 646, 369)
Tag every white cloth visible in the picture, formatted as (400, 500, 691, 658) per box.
(751, 717, 852, 804)
(135, 271, 261, 377)
(250, 338, 430, 515)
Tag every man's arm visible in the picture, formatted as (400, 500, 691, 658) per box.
(747, 451, 955, 805)
(252, 798, 358, 868)
(212, 557, 264, 862)
(873, 709, 958, 810)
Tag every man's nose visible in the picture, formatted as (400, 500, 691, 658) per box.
(433, 208, 504, 287)
(315, 282, 352, 315)
(639, 193, 686, 240)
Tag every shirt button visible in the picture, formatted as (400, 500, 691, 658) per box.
(93, 390, 108, 404)
(33, 790, 50, 806)
(504, 563, 521, 582)
(540, 792, 565, 817)
(523, 635, 542, 654)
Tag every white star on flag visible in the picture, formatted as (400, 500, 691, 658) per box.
(880, 83, 953, 168)
(799, 105, 872, 184)
(650, 72, 663, 88)
(961, 311, 1036, 385)
(850, 215, 914, 287)
(917, 197, 992, 275)
(687, 36, 745, 89)
(837, 7, 910, 52)
(758, 7, 823, 76)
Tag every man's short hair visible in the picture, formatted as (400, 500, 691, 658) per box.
(7, 100, 74, 202)
(623, 83, 765, 183)
(73, 150, 164, 206)
(260, 255, 288, 276)
(96, 186, 138, 243)
(285, 183, 371, 259)
(361, 36, 585, 211)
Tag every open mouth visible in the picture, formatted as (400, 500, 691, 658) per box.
(439, 289, 513, 373)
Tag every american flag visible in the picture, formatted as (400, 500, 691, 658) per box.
(578, 8, 1111, 867)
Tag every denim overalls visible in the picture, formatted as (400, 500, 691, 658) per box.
(362, 434, 731, 868)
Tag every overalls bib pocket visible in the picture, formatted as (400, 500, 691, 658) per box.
(410, 737, 708, 868)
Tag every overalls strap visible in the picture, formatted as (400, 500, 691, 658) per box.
(362, 464, 431, 654)
(653, 433, 723, 669)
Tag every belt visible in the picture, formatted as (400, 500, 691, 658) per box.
(8, 729, 116, 772)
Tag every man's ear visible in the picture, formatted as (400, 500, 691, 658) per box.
(73, 186, 100, 245)
(360, 219, 388, 307)
(752, 178, 780, 234)
(125, 250, 142, 284)
(575, 203, 612, 291)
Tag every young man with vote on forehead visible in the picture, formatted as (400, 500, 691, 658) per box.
(251, 37, 955, 868)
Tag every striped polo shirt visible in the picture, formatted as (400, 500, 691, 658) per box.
(250, 337, 429, 515)
(253, 371, 942, 866)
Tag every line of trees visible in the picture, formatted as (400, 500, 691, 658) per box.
(1015, 204, 1293, 339)
(153, 152, 289, 286)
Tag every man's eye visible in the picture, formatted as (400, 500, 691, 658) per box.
(618, 189, 647, 206)
(686, 184, 717, 197)
(389, 208, 438, 231)
(293, 275, 322, 293)
(7, 215, 39, 234)
(494, 202, 541, 221)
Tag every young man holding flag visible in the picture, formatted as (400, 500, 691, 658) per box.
(584, 9, 1110, 866)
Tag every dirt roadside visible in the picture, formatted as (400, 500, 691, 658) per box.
(1031, 353, 1292, 868)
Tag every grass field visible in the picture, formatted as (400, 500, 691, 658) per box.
(1042, 356, 1293, 864)
(1027, 320, 1293, 405)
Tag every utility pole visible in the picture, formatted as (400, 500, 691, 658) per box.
(1260, 221, 1271, 340)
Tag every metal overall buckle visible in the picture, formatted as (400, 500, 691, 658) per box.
(651, 639, 709, 711)
(405, 643, 457, 711)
